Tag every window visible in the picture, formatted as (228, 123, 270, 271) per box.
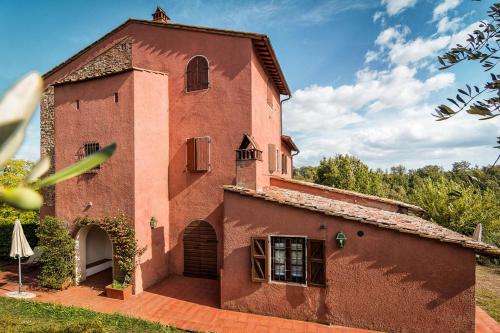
(250, 236, 326, 287)
(281, 153, 288, 174)
(186, 56, 209, 92)
(271, 237, 305, 283)
(268, 144, 276, 173)
(114, 93, 119, 103)
(187, 136, 211, 172)
(267, 79, 273, 107)
(76, 100, 80, 110)
(83, 142, 100, 172)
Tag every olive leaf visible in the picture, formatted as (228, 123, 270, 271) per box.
(34, 143, 117, 189)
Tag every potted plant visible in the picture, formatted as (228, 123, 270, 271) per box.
(105, 279, 133, 300)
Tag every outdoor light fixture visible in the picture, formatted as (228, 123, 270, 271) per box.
(149, 217, 158, 229)
(336, 231, 347, 248)
(319, 223, 327, 230)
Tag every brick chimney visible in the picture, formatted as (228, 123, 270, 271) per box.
(235, 134, 263, 190)
(152, 6, 170, 24)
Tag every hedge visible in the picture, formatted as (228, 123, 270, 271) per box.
(0, 223, 38, 260)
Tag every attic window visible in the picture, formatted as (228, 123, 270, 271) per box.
(236, 134, 262, 161)
(186, 56, 209, 92)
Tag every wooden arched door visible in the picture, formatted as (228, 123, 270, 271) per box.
(183, 220, 218, 279)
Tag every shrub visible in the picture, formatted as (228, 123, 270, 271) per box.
(36, 216, 75, 289)
(77, 214, 145, 286)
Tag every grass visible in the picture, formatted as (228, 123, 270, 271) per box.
(476, 264, 500, 322)
(0, 297, 184, 333)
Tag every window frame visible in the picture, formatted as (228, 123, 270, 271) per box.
(185, 55, 210, 93)
(269, 236, 307, 285)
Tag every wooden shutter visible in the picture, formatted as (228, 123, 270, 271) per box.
(268, 144, 276, 173)
(187, 137, 211, 172)
(200, 57, 209, 89)
(195, 137, 210, 172)
(281, 153, 287, 174)
(251, 237, 268, 282)
(186, 138, 196, 172)
(307, 239, 326, 287)
(187, 56, 209, 92)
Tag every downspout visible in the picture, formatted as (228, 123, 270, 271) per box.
(280, 94, 292, 136)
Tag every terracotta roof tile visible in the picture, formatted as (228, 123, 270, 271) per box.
(223, 185, 500, 258)
(271, 176, 425, 213)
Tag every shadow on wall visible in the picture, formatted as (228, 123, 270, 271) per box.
(226, 199, 474, 310)
(329, 230, 475, 310)
(139, 226, 166, 290)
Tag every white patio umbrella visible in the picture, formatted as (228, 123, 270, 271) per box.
(6, 218, 35, 299)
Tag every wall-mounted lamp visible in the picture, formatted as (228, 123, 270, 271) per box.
(336, 231, 347, 248)
(149, 217, 158, 229)
(319, 223, 327, 230)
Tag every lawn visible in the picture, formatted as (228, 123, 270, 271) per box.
(476, 264, 500, 322)
(0, 297, 184, 333)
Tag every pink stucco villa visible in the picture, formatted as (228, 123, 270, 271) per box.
(39, 7, 499, 332)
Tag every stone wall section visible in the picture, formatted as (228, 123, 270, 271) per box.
(40, 37, 133, 208)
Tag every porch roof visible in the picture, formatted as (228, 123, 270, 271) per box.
(223, 185, 500, 258)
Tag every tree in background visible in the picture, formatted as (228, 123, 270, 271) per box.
(294, 154, 500, 248)
(0, 160, 37, 225)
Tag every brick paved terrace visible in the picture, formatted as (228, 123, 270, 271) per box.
(0, 267, 498, 333)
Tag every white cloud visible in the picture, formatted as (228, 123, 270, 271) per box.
(382, 0, 418, 16)
(373, 11, 385, 24)
(375, 26, 410, 46)
(433, 0, 462, 20)
(365, 50, 380, 63)
(436, 16, 464, 33)
(389, 36, 450, 65)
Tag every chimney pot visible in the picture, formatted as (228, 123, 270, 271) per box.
(152, 6, 170, 24)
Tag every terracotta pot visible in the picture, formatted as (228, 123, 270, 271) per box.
(105, 284, 133, 300)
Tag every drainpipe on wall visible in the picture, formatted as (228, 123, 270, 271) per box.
(280, 94, 292, 136)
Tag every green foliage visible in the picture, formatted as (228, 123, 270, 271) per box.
(36, 216, 75, 289)
(0, 223, 37, 259)
(435, 4, 500, 122)
(0, 160, 38, 225)
(294, 155, 500, 247)
(111, 279, 127, 289)
(78, 214, 145, 286)
(0, 297, 183, 333)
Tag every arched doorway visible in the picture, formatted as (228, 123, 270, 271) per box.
(75, 224, 113, 284)
(183, 220, 218, 279)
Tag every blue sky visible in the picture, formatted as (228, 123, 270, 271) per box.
(1, 0, 498, 169)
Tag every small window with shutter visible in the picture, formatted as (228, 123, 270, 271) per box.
(186, 56, 209, 92)
(267, 79, 273, 107)
(281, 153, 287, 174)
(307, 239, 326, 287)
(187, 136, 211, 172)
(268, 144, 276, 173)
(251, 237, 268, 282)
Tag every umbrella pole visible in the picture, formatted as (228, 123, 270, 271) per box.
(18, 255, 22, 294)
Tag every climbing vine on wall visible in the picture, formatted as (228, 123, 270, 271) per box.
(77, 214, 146, 286)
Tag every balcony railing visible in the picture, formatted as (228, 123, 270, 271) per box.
(236, 148, 262, 161)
